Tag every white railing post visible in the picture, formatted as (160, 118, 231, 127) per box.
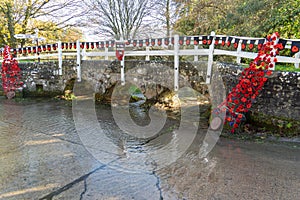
(194, 45, 199, 61)
(174, 35, 179, 91)
(295, 52, 300, 69)
(206, 31, 215, 84)
(82, 48, 87, 60)
(76, 40, 81, 82)
(236, 40, 242, 64)
(57, 41, 63, 75)
(121, 56, 125, 85)
(105, 46, 109, 60)
(145, 46, 150, 61)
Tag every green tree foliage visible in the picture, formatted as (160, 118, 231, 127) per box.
(173, 0, 300, 38)
(0, 0, 84, 48)
(219, 0, 278, 37)
(267, 0, 300, 38)
(173, 0, 238, 35)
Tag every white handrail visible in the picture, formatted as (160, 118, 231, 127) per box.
(8, 33, 300, 83)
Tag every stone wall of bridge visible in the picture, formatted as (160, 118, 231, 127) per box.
(218, 63, 300, 121)
(0, 60, 77, 96)
(80, 60, 300, 121)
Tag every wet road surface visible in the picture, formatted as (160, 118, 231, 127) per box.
(0, 98, 299, 199)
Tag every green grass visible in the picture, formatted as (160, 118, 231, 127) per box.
(240, 63, 300, 72)
(275, 64, 300, 72)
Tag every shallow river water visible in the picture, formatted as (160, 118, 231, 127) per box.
(0, 97, 299, 200)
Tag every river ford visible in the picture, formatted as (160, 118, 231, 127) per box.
(0, 98, 299, 199)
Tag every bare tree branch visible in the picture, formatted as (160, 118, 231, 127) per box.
(82, 0, 156, 40)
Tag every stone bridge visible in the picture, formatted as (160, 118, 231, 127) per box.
(80, 60, 210, 100)
(2, 60, 300, 134)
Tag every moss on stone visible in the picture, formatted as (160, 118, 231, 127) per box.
(247, 111, 300, 137)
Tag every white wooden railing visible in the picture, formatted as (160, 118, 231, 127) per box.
(2, 32, 300, 89)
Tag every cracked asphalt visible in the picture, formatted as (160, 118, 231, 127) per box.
(0, 98, 299, 200)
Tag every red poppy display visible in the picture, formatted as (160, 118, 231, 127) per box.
(133, 40, 137, 47)
(157, 39, 162, 46)
(164, 38, 169, 46)
(202, 36, 208, 45)
(186, 37, 191, 45)
(139, 40, 143, 47)
(145, 39, 150, 46)
(291, 45, 299, 53)
(179, 37, 184, 45)
(214, 32, 280, 133)
(80, 42, 85, 49)
(151, 39, 155, 46)
(1, 46, 23, 96)
(194, 37, 199, 45)
(234, 43, 238, 49)
(242, 43, 246, 50)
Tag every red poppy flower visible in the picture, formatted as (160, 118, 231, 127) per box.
(249, 43, 254, 50)
(241, 97, 247, 103)
(234, 43, 238, 49)
(242, 43, 246, 50)
(257, 44, 262, 50)
(266, 71, 272, 76)
(227, 41, 231, 47)
(52, 44, 57, 50)
(268, 63, 273, 68)
(277, 43, 283, 50)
